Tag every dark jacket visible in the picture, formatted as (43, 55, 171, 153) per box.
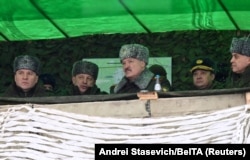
(3, 82, 47, 97)
(112, 69, 170, 93)
(158, 76, 172, 92)
(230, 66, 250, 88)
(68, 84, 108, 95)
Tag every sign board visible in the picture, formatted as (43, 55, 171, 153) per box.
(84, 57, 172, 93)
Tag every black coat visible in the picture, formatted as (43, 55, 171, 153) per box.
(111, 69, 172, 93)
(3, 82, 47, 97)
(68, 84, 108, 95)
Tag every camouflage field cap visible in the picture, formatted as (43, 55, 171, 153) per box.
(119, 44, 149, 64)
(230, 36, 250, 56)
(72, 60, 99, 80)
(190, 58, 214, 73)
(13, 55, 41, 75)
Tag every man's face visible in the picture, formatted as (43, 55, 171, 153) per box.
(14, 69, 39, 92)
(72, 74, 95, 93)
(192, 69, 215, 89)
(121, 58, 146, 81)
(230, 53, 250, 74)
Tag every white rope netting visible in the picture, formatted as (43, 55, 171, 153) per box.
(1, 104, 250, 159)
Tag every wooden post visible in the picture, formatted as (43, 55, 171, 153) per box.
(245, 92, 250, 104)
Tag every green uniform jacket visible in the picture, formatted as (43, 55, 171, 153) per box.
(3, 82, 47, 97)
(189, 80, 224, 90)
(230, 66, 250, 88)
(111, 69, 171, 94)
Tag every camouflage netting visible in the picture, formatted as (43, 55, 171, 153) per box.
(1, 104, 250, 159)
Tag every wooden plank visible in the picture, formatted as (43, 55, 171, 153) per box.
(150, 93, 246, 116)
(0, 93, 246, 118)
(33, 93, 245, 117)
(36, 100, 149, 118)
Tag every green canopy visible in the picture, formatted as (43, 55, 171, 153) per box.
(0, 0, 249, 41)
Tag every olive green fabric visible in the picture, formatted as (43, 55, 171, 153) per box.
(230, 66, 250, 88)
(0, 0, 249, 41)
(190, 58, 215, 73)
(189, 80, 224, 91)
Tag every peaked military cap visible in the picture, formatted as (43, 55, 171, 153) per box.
(190, 58, 214, 73)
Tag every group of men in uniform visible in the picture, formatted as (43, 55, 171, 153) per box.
(2, 36, 250, 98)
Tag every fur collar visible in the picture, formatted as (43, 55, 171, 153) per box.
(114, 69, 154, 93)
